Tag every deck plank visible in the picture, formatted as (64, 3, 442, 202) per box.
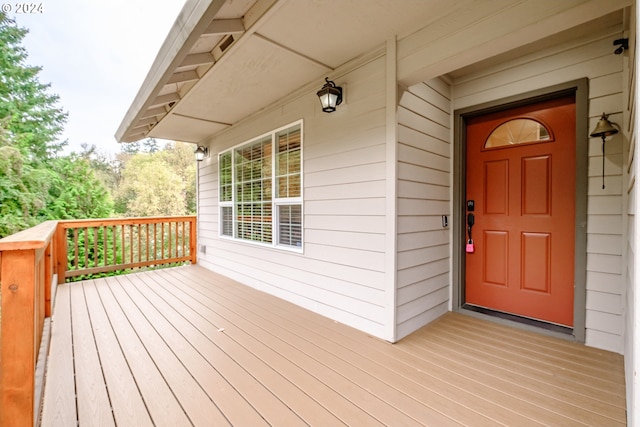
(114, 273, 269, 427)
(107, 275, 231, 427)
(113, 273, 308, 427)
(171, 268, 577, 426)
(96, 277, 192, 427)
(402, 328, 626, 422)
(438, 319, 626, 383)
(173, 266, 627, 427)
(146, 270, 418, 427)
(69, 282, 115, 426)
(41, 266, 627, 427)
(41, 285, 77, 427)
(432, 322, 625, 395)
(165, 268, 519, 426)
(136, 271, 345, 427)
(82, 280, 154, 427)
(445, 313, 625, 367)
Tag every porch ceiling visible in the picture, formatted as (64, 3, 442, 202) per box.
(116, 0, 632, 144)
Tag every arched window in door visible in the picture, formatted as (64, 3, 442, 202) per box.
(484, 118, 552, 148)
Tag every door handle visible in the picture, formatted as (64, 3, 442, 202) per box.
(467, 213, 475, 239)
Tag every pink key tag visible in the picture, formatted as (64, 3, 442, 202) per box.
(466, 240, 475, 253)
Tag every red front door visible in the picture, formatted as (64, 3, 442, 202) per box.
(465, 95, 576, 327)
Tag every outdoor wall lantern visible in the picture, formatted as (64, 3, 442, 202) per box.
(194, 145, 209, 162)
(590, 112, 619, 189)
(316, 77, 343, 113)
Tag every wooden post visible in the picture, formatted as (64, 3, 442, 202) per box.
(55, 224, 67, 285)
(190, 217, 197, 265)
(44, 241, 53, 317)
(0, 250, 37, 427)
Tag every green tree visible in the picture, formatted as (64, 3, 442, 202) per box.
(0, 13, 67, 159)
(0, 145, 50, 235)
(114, 141, 196, 217)
(46, 155, 113, 220)
(0, 14, 70, 237)
(116, 151, 187, 217)
(161, 142, 196, 214)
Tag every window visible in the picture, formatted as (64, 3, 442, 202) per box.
(219, 122, 303, 249)
(485, 118, 552, 148)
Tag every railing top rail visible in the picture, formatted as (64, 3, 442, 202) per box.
(58, 216, 196, 229)
(0, 220, 58, 251)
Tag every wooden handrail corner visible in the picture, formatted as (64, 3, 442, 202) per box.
(0, 215, 196, 426)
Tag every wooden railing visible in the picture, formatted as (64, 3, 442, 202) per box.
(0, 216, 196, 426)
(0, 220, 57, 427)
(56, 216, 196, 283)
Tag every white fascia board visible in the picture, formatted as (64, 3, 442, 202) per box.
(115, 0, 226, 143)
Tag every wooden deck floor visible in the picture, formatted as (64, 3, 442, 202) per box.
(40, 265, 626, 426)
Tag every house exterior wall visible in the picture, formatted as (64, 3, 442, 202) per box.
(396, 78, 452, 339)
(197, 54, 392, 339)
(624, 4, 637, 424)
(451, 24, 626, 353)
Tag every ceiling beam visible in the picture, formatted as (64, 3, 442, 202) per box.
(139, 106, 167, 119)
(126, 130, 147, 141)
(203, 19, 244, 36)
(167, 70, 200, 85)
(131, 122, 151, 132)
(180, 52, 215, 68)
(149, 92, 181, 108)
(132, 117, 158, 127)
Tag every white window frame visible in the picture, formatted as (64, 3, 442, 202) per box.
(218, 120, 303, 252)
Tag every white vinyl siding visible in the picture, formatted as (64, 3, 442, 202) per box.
(623, 3, 636, 425)
(218, 122, 302, 250)
(452, 23, 626, 353)
(199, 55, 389, 339)
(396, 77, 452, 340)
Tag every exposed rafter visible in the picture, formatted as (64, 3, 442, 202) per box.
(180, 52, 215, 68)
(202, 18, 245, 36)
(167, 70, 200, 85)
(149, 93, 181, 108)
(139, 106, 167, 119)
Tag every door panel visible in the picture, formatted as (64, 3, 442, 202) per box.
(465, 95, 575, 327)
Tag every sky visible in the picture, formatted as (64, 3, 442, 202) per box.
(11, 0, 186, 156)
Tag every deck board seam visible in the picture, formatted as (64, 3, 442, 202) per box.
(150, 270, 417, 427)
(41, 266, 626, 427)
(173, 267, 626, 426)
(167, 268, 507, 427)
(77, 282, 116, 425)
(143, 270, 346, 426)
(134, 271, 311, 426)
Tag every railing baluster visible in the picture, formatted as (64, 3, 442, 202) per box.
(93, 227, 98, 268)
(73, 228, 79, 270)
(146, 223, 150, 262)
(121, 225, 126, 266)
(83, 227, 89, 269)
(153, 223, 157, 261)
(161, 222, 165, 260)
(138, 224, 142, 263)
(182, 221, 186, 257)
(168, 222, 173, 260)
(103, 226, 108, 267)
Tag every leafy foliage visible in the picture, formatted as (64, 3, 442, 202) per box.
(0, 145, 51, 235)
(0, 13, 66, 160)
(0, 15, 195, 249)
(46, 155, 114, 220)
(114, 141, 196, 217)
